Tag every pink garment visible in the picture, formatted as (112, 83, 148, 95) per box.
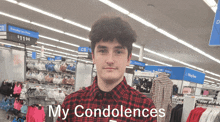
(26, 106, 45, 122)
(182, 87, 192, 94)
(13, 84, 22, 94)
(26, 106, 34, 122)
(203, 90, 209, 95)
(14, 100, 22, 110)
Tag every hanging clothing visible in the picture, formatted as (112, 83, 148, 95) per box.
(26, 106, 45, 122)
(206, 108, 220, 122)
(172, 85, 178, 95)
(203, 90, 209, 95)
(214, 111, 220, 122)
(21, 104, 28, 114)
(186, 107, 206, 122)
(170, 104, 183, 122)
(151, 72, 173, 122)
(182, 87, 192, 94)
(13, 84, 22, 95)
(14, 100, 22, 111)
(199, 107, 213, 122)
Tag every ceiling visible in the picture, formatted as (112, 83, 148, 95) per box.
(0, 0, 220, 87)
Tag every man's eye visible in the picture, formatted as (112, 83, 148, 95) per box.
(116, 51, 122, 54)
(99, 50, 107, 53)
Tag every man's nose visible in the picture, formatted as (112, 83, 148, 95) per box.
(106, 52, 115, 65)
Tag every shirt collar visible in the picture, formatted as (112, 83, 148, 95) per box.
(89, 76, 128, 102)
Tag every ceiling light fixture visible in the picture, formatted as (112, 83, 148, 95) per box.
(37, 41, 56, 47)
(128, 13, 158, 30)
(204, 79, 215, 83)
(132, 53, 172, 66)
(203, 0, 217, 12)
(39, 35, 59, 42)
(57, 46, 78, 53)
(5, 0, 91, 31)
(5, 0, 17, 4)
(39, 35, 79, 47)
(18, 2, 63, 20)
(31, 22, 64, 34)
(0, 11, 30, 23)
(63, 19, 91, 31)
(64, 32, 90, 42)
(99, 0, 129, 14)
(144, 48, 204, 71)
(205, 76, 220, 82)
(59, 41, 80, 47)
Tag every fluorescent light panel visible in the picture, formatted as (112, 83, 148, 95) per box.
(18, 2, 63, 20)
(6, 0, 91, 31)
(132, 53, 172, 66)
(204, 79, 215, 83)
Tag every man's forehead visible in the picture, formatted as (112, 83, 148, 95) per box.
(96, 40, 125, 49)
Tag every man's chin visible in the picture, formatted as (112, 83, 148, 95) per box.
(102, 76, 120, 83)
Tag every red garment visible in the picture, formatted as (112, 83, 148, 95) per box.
(26, 106, 34, 122)
(57, 76, 157, 122)
(14, 100, 22, 110)
(186, 107, 206, 122)
(13, 84, 22, 94)
(26, 106, 45, 122)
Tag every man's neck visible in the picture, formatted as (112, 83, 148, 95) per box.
(97, 76, 124, 92)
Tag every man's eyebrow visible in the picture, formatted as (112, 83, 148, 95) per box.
(97, 45, 107, 49)
(114, 46, 125, 49)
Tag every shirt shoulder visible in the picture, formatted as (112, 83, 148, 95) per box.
(126, 85, 155, 108)
(62, 86, 92, 106)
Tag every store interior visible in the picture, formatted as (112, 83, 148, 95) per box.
(0, 0, 220, 122)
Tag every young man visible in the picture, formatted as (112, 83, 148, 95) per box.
(57, 16, 157, 122)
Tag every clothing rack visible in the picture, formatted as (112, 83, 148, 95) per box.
(181, 96, 214, 122)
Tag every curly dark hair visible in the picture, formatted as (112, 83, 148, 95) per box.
(89, 16, 137, 58)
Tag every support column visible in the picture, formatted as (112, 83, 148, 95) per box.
(139, 45, 144, 61)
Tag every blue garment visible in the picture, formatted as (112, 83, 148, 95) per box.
(67, 65, 71, 70)
(133, 78, 140, 84)
(17, 118, 24, 122)
(47, 63, 55, 72)
(20, 105, 27, 114)
(70, 66, 76, 71)
(12, 117, 17, 122)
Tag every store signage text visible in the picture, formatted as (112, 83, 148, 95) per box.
(78, 47, 91, 53)
(216, 20, 220, 24)
(187, 73, 196, 79)
(209, 1, 220, 46)
(8, 25, 39, 39)
(0, 24, 6, 31)
(0, 24, 39, 45)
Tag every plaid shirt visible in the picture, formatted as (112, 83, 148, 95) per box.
(57, 76, 157, 122)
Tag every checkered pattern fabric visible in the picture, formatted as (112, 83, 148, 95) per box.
(151, 73, 173, 122)
(57, 76, 157, 122)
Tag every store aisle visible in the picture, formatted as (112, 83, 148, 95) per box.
(0, 109, 9, 122)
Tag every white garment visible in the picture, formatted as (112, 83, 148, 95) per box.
(199, 108, 213, 122)
(206, 109, 220, 122)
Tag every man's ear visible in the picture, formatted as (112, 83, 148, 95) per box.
(92, 52, 95, 64)
(126, 54, 132, 66)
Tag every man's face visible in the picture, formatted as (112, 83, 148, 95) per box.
(92, 39, 131, 83)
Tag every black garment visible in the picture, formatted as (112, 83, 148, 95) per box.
(0, 81, 10, 96)
(173, 85, 178, 95)
(45, 106, 53, 122)
(170, 104, 183, 122)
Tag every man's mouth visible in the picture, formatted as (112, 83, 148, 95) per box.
(104, 67, 116, 70)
